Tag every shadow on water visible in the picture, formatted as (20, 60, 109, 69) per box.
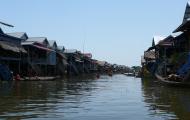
(0, 74, 109, 119)
(141, 78, 190, 120)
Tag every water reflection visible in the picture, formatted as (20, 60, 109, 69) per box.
(142, 78, 190, 120)
(0, 75, 190, 119)
(0, 74, 102, 119)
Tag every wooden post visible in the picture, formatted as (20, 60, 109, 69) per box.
(19, 52, 21, 74)
(164, 47, 167, 76)
(27, 47, 30, 80)
(46, 52, 47, 76)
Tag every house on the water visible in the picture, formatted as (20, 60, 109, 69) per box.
(21, 37, 56, 76)
(0, 29, 27, 80)
(55, 45, 68, 76)
(64, 49, 84, 76)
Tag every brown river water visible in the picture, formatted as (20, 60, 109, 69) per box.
(0, 74, 190, 120)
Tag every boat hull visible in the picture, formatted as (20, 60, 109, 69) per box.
(155, 73, 190, 87)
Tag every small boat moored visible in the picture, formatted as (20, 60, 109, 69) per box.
(155, 73, 190, 87)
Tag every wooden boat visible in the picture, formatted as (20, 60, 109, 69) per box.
(20, 76, 60, 81)
(123, 72, 134, 76)
(155, 73, 190, 87)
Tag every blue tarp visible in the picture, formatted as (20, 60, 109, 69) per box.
(177, 53, 190, 76)
(47, 51, 56, 65)
(0, 64, 13, 81)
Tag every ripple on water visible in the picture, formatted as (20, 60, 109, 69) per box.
(0, 74, 188, 120)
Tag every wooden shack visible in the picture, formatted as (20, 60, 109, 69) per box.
(22, 38, 56, 77)
(0, 29, 27, 78)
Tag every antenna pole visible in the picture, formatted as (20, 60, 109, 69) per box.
(0, 21, 14, 27)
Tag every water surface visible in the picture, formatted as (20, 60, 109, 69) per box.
(0, 74, 190, 120)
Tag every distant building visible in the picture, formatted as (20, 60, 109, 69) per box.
(64, 49, 82, 75)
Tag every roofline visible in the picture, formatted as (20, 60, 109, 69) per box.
(28, 37, 47, 39)
(0, 32, 23, 41)
(6, 32, 26, 34)
(6, 32, 29, 39)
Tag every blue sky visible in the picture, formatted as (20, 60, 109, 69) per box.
(0, 0, 188, 66)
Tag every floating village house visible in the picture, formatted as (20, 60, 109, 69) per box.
(142, 1, 190, 79)
(64, 49, 83, 75)
(0, 20, 125, 81)
(82, 53, 94, 73)
(80, 53, 99, 74)
(21, 37, 57, 76)
(82, 53, 91, 73)
(56, 46, 68, 76)
(7, 33, 68, 77)
(144, 35, 181, 76)
(155, 1, 190, 77)
(64, 49, 99, 75)
(142, 36, 166, 74)
(0, 30, 27, 80)
(48, 40, 67, 76)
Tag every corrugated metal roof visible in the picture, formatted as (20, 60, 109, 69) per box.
(21, 41, 35, 45)
(26, 37, 49, 47)
(27, 37, 47, 42)
(64, 49, 78, 53)
(6, 32, 28, 40)
(48, 40, 57, 49)
(57, 46, 65, 51)
(32, 45, 54, 52)
(48, 40, 56, 46)
(22, 41, 54, 52)
(0, 32, 23, 45)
